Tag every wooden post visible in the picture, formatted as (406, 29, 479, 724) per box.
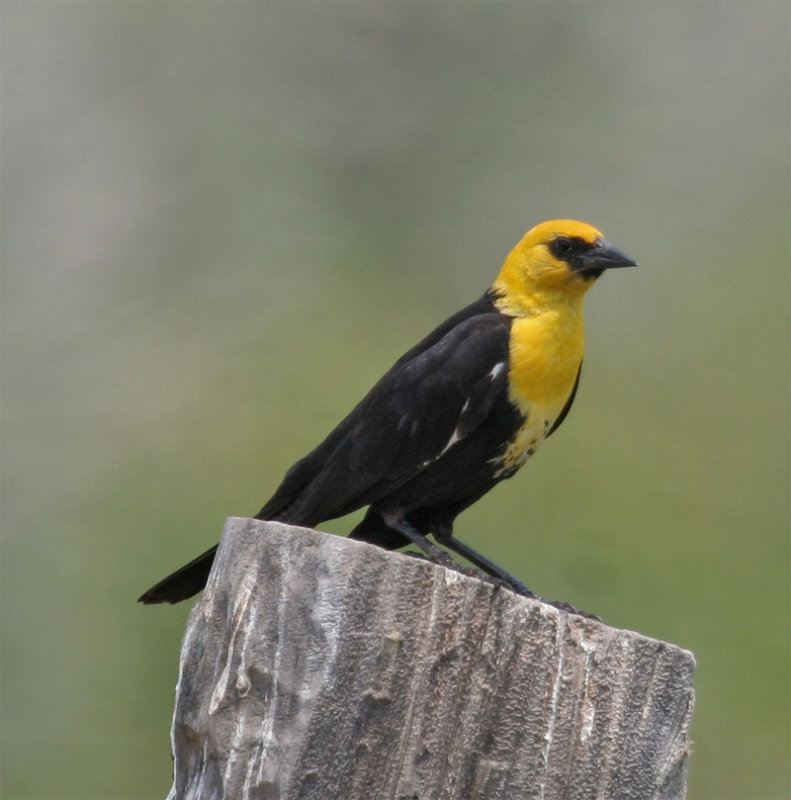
(167, 518, 695, 800)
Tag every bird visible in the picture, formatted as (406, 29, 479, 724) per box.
(139, 219, 636, 605)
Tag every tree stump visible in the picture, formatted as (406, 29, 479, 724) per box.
(167, 518, 695, 800)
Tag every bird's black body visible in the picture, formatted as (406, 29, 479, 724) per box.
(257, 291, 530, 544)
(140, 292, 552, 604)
(138, 220, 635, 605)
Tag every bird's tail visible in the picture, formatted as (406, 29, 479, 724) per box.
(137, 544, 218, 605)
(140, 512, 407, 605)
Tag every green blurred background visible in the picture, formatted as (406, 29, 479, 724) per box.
(2, 3, 788, 798)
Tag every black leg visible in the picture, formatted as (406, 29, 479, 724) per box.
(383, 516, 462, 571)
(382, 516, 600, 618)
(385, 515, 536, 597)
(434, 533, 601, 618)
(434, 533, 537, 598)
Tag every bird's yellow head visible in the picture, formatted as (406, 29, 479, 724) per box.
(492, 219, 637, 314)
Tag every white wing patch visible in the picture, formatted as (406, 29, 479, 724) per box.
(488, 362, 506, 381)
(419, 362, 507, 468)
(436, 364, 506, 461)
(440, 426, 464, 457)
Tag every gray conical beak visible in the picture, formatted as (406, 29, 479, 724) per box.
(583, 237, 638, 271)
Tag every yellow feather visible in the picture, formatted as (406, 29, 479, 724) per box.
(490, 219, 601, 472)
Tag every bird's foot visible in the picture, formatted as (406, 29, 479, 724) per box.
(543, 598, 604, 622)
(404, 551, 505, 586)
(403, 551, 600, 619)
(404, 551, 530, 594)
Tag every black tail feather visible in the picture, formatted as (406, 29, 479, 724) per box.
(138, 544, 218, 605)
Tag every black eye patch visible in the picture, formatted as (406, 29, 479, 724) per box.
(549, 236, 592, 260)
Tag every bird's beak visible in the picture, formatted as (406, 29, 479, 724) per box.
(582, 238, 639, 271)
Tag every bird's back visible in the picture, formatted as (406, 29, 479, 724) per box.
(255, 291, 510, 526)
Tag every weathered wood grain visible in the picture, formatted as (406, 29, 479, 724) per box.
(167, 517, 695, 800)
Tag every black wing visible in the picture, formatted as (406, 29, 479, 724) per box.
(139, 293, 512, 605)
(256, 297, 512, 526)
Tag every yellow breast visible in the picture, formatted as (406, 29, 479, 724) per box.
(499, 309, 585, 473)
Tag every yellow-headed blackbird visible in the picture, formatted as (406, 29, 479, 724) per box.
(139, 220, 636, 605)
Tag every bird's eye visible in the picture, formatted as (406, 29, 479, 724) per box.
(551, 237, 573, 257)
